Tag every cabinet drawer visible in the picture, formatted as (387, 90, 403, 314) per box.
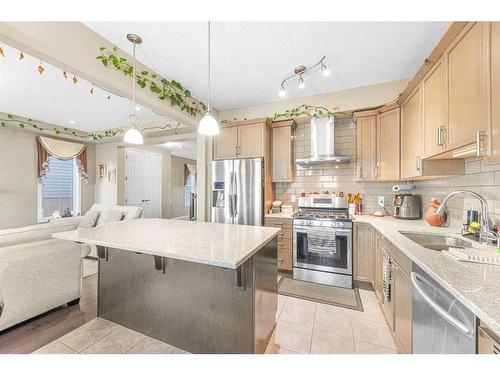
(277, 235, 292, 250)
(265, 218, 292, 229)
(278, 248, 293, 271)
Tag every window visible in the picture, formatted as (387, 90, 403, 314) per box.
(38, 157, 80, 222)
(184, 174, 194, 207)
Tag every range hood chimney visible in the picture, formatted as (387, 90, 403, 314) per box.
(296, 116, 351, 165)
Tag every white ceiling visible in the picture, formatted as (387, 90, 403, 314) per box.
(85, 22, 450, 111)
(158, 140, 197, 160)
(0, 43, 165, 132)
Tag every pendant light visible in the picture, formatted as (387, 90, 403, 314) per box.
(198, 21, 220, 136)
(123, 33, 144, 145)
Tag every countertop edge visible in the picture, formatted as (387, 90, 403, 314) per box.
(53, 228, 280, 270)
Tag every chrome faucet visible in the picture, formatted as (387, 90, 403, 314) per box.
(435, 190, 499, 247)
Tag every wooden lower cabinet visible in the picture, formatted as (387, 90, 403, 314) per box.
(353, 223, 374, 284)
(393, 262, 413, 354)
(477, 321, 500, 354)
(265, 217, 293, 271)
(372, 228, 413, 354)
(373, 231, 383, 301)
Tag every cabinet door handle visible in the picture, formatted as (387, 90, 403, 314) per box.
(416, 156, 421, 171)
(476, 130, 487, 157)
(436, 126, 442, 146)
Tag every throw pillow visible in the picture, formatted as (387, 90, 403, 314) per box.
(78, 210, 100, 228)
(104, 210, 124, 223)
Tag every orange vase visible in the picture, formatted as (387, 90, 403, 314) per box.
(425, 198, 446, 227)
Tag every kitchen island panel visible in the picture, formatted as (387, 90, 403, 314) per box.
(97, 238, 277, 354)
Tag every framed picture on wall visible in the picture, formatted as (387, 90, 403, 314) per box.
(107, 168, 117, 182)
(98, 164, 106, 179)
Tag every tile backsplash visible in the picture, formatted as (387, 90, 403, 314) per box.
(273, 117, 500, 229)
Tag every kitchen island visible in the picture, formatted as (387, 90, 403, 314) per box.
(54, 218, 280, 354)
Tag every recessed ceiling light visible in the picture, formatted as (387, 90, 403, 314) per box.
(69, 120, 76, 124)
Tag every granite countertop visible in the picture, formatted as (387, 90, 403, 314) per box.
(53, 218, 280, 269)
(353, 214, 500, 336)
(265, 212, 295, 219)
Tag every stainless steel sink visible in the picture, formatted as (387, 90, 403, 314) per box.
(399, 231, 472, 251)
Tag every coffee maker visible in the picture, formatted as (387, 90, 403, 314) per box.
(393, 194, 421, 220)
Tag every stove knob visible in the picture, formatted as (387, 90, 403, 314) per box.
(339, 222, 345, 227)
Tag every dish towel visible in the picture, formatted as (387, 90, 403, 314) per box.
(443, 247, 500, 266)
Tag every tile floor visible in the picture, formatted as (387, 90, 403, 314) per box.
(34, 289, 397, 354)
(266, 289, 399, 354)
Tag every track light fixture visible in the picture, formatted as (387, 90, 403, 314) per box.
(278, 56, 330, 97)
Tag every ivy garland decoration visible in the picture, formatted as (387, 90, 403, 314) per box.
(96, 47, 206, 117)
(221, 104, 343, 124)
(0, 114, 123, 141)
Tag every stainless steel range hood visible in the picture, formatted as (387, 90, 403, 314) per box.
(296, 116, 351, 165)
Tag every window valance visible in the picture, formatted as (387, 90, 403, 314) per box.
(36, 136, 88, 183)
(184, 163, 197, 185)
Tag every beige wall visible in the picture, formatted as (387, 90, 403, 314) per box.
(219, 80, 407, 122)
(0, 128, 95, 230)
(170, 156, 196, 219)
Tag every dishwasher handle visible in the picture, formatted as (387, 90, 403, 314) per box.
(411, 272, 472, 337)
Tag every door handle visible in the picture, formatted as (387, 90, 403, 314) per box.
(410, 272, 472, 336)
(416, 156, 421, 171)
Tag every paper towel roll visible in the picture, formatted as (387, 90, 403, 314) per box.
(392, 183, 415, 192)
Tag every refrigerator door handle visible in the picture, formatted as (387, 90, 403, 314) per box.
(229, 171, 234, 219)
(232, 172, 238, 218)
(411, 272, 472, 336)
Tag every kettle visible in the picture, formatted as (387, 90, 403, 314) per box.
(393, 194, 421, 220)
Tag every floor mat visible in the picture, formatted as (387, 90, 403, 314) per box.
(278, 276, 363, 311)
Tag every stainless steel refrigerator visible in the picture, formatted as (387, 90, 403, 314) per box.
(211, 158, 264, 226)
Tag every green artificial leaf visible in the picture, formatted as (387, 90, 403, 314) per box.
(7, 114, 13, 119)
(19, 123, 25, 128)
(1, 122, 5, 127)
(99, 47, 106, 51)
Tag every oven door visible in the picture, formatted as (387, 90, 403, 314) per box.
(293, 225, 352, 275)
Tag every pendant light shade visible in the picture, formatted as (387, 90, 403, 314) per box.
(198, 111, 220, 136)
(123, 126, 144, 144)
(198, 21, 220, 136)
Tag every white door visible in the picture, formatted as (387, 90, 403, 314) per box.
(124, 148, 162, 218)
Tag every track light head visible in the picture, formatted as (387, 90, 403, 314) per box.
(279, 85, 286, 97)
(298, 75, 305, 89)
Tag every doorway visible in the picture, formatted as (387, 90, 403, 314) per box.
(124, 148, 162, 218)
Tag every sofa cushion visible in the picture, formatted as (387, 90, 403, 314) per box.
(104, 210, 124, 223)
(0, 220, 79, 249)
(79, 210, 100, 228)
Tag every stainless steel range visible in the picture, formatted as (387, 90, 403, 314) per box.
(293, 196, 353, 289)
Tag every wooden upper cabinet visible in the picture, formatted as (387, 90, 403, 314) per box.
(446, 22, 485, 150)
(214, 126, 238, 159)
(486, 22, 500, 164)
(238, 123, 265, 158)
(401, 86, 423, 179)
(376, 107, 401, 181)
(213, 119, 267, 160)
(422, 56, 447, 158)
(271, 120, 296, 183)
(355, 115, 377, 181)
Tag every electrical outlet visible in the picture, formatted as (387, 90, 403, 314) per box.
(378, 196, 385, 207)
(290, 195, 296, 203)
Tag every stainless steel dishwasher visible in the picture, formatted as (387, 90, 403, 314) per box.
(411, 264, 476, 354)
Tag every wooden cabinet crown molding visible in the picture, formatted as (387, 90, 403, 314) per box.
(221, 117, 270, 128)
(271, 119, 297, 129)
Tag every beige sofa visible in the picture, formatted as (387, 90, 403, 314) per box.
(0, 204, 143, 332)
(0, 219, 83, 332)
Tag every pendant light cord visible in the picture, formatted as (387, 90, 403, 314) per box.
(207, 21, 211, 113)
(132, 42, 136, 118)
